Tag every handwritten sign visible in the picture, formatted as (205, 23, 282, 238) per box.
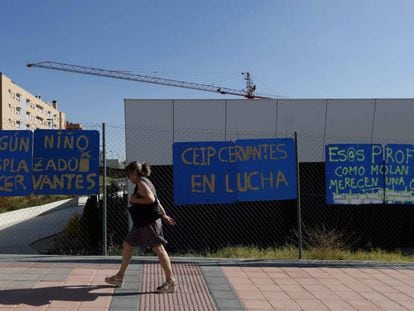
(33, 130, 100, 195)
(235, 138, 296, 202)
(173, 138, 297, 205)
(326, 144, 384, 204)
(384, 144, 414, 204)
(173, 141, 237, 204)
(0, 131, 33, 196)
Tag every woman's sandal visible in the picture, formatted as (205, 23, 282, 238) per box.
(105, 275, 124, 287)
(156, 278, 177, 293)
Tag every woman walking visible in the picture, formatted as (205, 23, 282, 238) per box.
(105, 161, 176, 293)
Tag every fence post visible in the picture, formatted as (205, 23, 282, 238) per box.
(295, 132, 303, 259)
(102, 123, 108, 256)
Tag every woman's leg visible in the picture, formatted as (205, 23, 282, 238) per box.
(152, 244, 174, 281)
(105, 240, 134, 286)
(106, 240, 134, 280)
(116, 241, 134, 278)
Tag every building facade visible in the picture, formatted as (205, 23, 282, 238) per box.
(0, 73, 66, 130)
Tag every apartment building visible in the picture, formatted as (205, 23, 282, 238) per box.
(0, 72, 65, 130)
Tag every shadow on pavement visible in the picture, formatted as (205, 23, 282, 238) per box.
(0, 285, 153, 306)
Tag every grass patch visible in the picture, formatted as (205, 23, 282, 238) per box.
(191, 245, 414, 262)
(0, 195, 72, 214)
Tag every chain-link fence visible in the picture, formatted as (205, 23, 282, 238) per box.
(1, 122, 414, 256)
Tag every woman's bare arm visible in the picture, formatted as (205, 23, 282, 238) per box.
(129, 180, 155, 204)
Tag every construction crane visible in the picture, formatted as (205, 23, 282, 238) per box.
(27, 61, 276, 99)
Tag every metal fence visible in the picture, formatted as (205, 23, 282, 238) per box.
(1, 122, 414, 256)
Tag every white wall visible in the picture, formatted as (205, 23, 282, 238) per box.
(125, 98, 414, 164)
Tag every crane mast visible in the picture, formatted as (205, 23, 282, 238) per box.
(27, 61, 274, 99)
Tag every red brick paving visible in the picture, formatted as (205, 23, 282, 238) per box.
(222, 266, 414, 310)
(2, 258, 414, 310)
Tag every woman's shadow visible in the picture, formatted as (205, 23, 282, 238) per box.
(0, 285, 157, 306)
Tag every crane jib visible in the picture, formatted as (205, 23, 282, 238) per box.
(27, 61, 277, 99)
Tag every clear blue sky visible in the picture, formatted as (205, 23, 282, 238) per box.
(1, 0, 414, 126)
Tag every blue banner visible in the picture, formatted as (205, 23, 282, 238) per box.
(33, 130, 100, 195)
(173, 141, 237, 204)
(385, 144, 414, 204)
(173, 138, 297, 205)
(235, 138, 297, 201)
(0, 131, 33, 196)
(325, 144, 384, 204)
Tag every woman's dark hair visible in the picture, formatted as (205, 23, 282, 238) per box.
(125, 161, 151, 177)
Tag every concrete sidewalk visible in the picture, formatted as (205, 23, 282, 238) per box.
(1, 255, 414, 310)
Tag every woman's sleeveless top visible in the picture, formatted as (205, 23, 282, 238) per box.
(128, 177, 161, 228)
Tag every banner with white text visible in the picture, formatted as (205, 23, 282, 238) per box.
(385, 144, 414, 204)
(325, 144, 384, 204)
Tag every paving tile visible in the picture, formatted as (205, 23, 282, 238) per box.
(279, 284, 306, 293)
(5, 280, 37, 289)
(285, 290, 315, 300)
(398, 299, 414, 309)
(320, 299, 357, 309)
(261, 290, 284, 299)
(13, 306, 47, 311)
(347, 299, 383, 309)
(40, 274, 68, 281)
(15, 274, 42, 281)
(245, 271, 268, 278)
(254, 283, 283, 292)
(231, 283, 260, 291)
(266, 272, 289, 278)
(32, 281, 65, 288)
(294, 299, 330, 311)
(236, 290, 265, 300)
(30, 262, 53, 268)
(335, 291, 365, 300)
(46, 307, 79, 311)
(242, 299, 273, 310)
(21, 267, 49, 274)
(71, 268, 97, 275)
(226, 276, 254, 285)
(250, 277, 275, 286)
(272, 277, 298, 285)
(371, 300, 408, 310)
